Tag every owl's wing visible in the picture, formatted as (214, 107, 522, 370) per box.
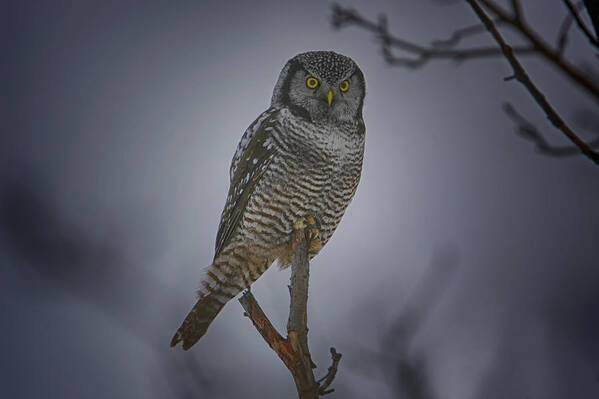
(214, 108, 279, 257)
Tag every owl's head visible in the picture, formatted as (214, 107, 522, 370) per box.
(271, 51, 365, 123)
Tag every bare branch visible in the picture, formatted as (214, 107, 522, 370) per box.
(504, 103, 599, 157)
(431, 19, 505, 48)
(556, 1, 585, 56)
(331, 4, 535, 69)
(510, 0, 523, 22)
(584, 0, 599, 38)
(287, 228, 319, 398)
(239, 220, 342, 398)
(478, 0, 599, 102)
(468, 0, 599, 165)
(563, 0, 599, 50)
(239, 292, 296, 368)
(317, 348, 342, 396)
(332, 1, 599, 166)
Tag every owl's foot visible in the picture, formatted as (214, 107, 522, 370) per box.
(293, 215, 322, 257)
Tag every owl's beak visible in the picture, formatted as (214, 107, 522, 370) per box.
(327, 90, 333, 107)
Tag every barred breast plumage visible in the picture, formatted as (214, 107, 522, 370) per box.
(171, 51, 366, 350)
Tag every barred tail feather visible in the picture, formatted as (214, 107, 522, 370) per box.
(171, 260, 246, 350)
(170, 292, 228, 350)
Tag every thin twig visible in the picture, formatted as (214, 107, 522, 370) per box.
(331, 4, 535, 69)
(584, 0, 599, 38)
(510, 0, 523, 22)
(431, 18, 504, 48)
(556, 1, 585, 56)
(468, 0, 599, 164)
(562, 0, 599, 50)
(478, 0, 599, 102)
(504, 103, 599, 157)
(317, 348, 342, 395)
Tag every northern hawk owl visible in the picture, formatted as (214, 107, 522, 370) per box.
(171, 51, 366, 350)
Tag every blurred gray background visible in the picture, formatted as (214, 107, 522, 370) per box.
(2, 0, 598, 398)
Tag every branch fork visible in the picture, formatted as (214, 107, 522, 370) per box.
(239, 217, 342, 398)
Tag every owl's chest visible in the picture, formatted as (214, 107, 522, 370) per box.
(279, 126, 363, 204)
(286, 118, 362, 162)
(290, 127, 360, 171)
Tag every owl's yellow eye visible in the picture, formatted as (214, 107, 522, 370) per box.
(306, 77, 319, 89)
(339, 80, 350, 92)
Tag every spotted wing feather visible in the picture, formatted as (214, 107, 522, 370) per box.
(214, 109, 279, 257)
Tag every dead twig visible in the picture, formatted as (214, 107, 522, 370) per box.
(556, 1, 585, 56)
(239, 292, 295, 367)
(332, 0, 599, 97)
(510, 0, 523, 22)
(584, 0, 599, 38)
(431, 18, 505, 48)
(239, 221, 342, 398)
(331, 4, 535, 69)
(478, 0, 599, 102)
(562, 0, 599, 50)
(331, 1, 599, 166)
(504, 103, 599, 157)
(317, 348, 342, 396)
(468, 0, 599, 165)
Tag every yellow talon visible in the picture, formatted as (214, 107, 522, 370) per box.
(293, 215, 321, 256)
(307, 234, 322, 256)
(294, 218, 307, 230)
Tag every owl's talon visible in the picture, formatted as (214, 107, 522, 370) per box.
(294, 216, 322, 257)
(294, 218, 307, 230)
(306, 227, 318, 242)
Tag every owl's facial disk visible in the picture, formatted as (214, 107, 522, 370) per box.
(271, 51, 365, 123)
(286, 69, 363, 123)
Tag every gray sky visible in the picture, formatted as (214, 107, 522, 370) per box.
(2, 1, 599, 398)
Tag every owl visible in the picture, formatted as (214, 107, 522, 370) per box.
(171, 51, 366, 350)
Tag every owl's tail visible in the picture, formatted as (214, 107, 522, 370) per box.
(170, 292, 228, 350)
(171, 252, 269, 350)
